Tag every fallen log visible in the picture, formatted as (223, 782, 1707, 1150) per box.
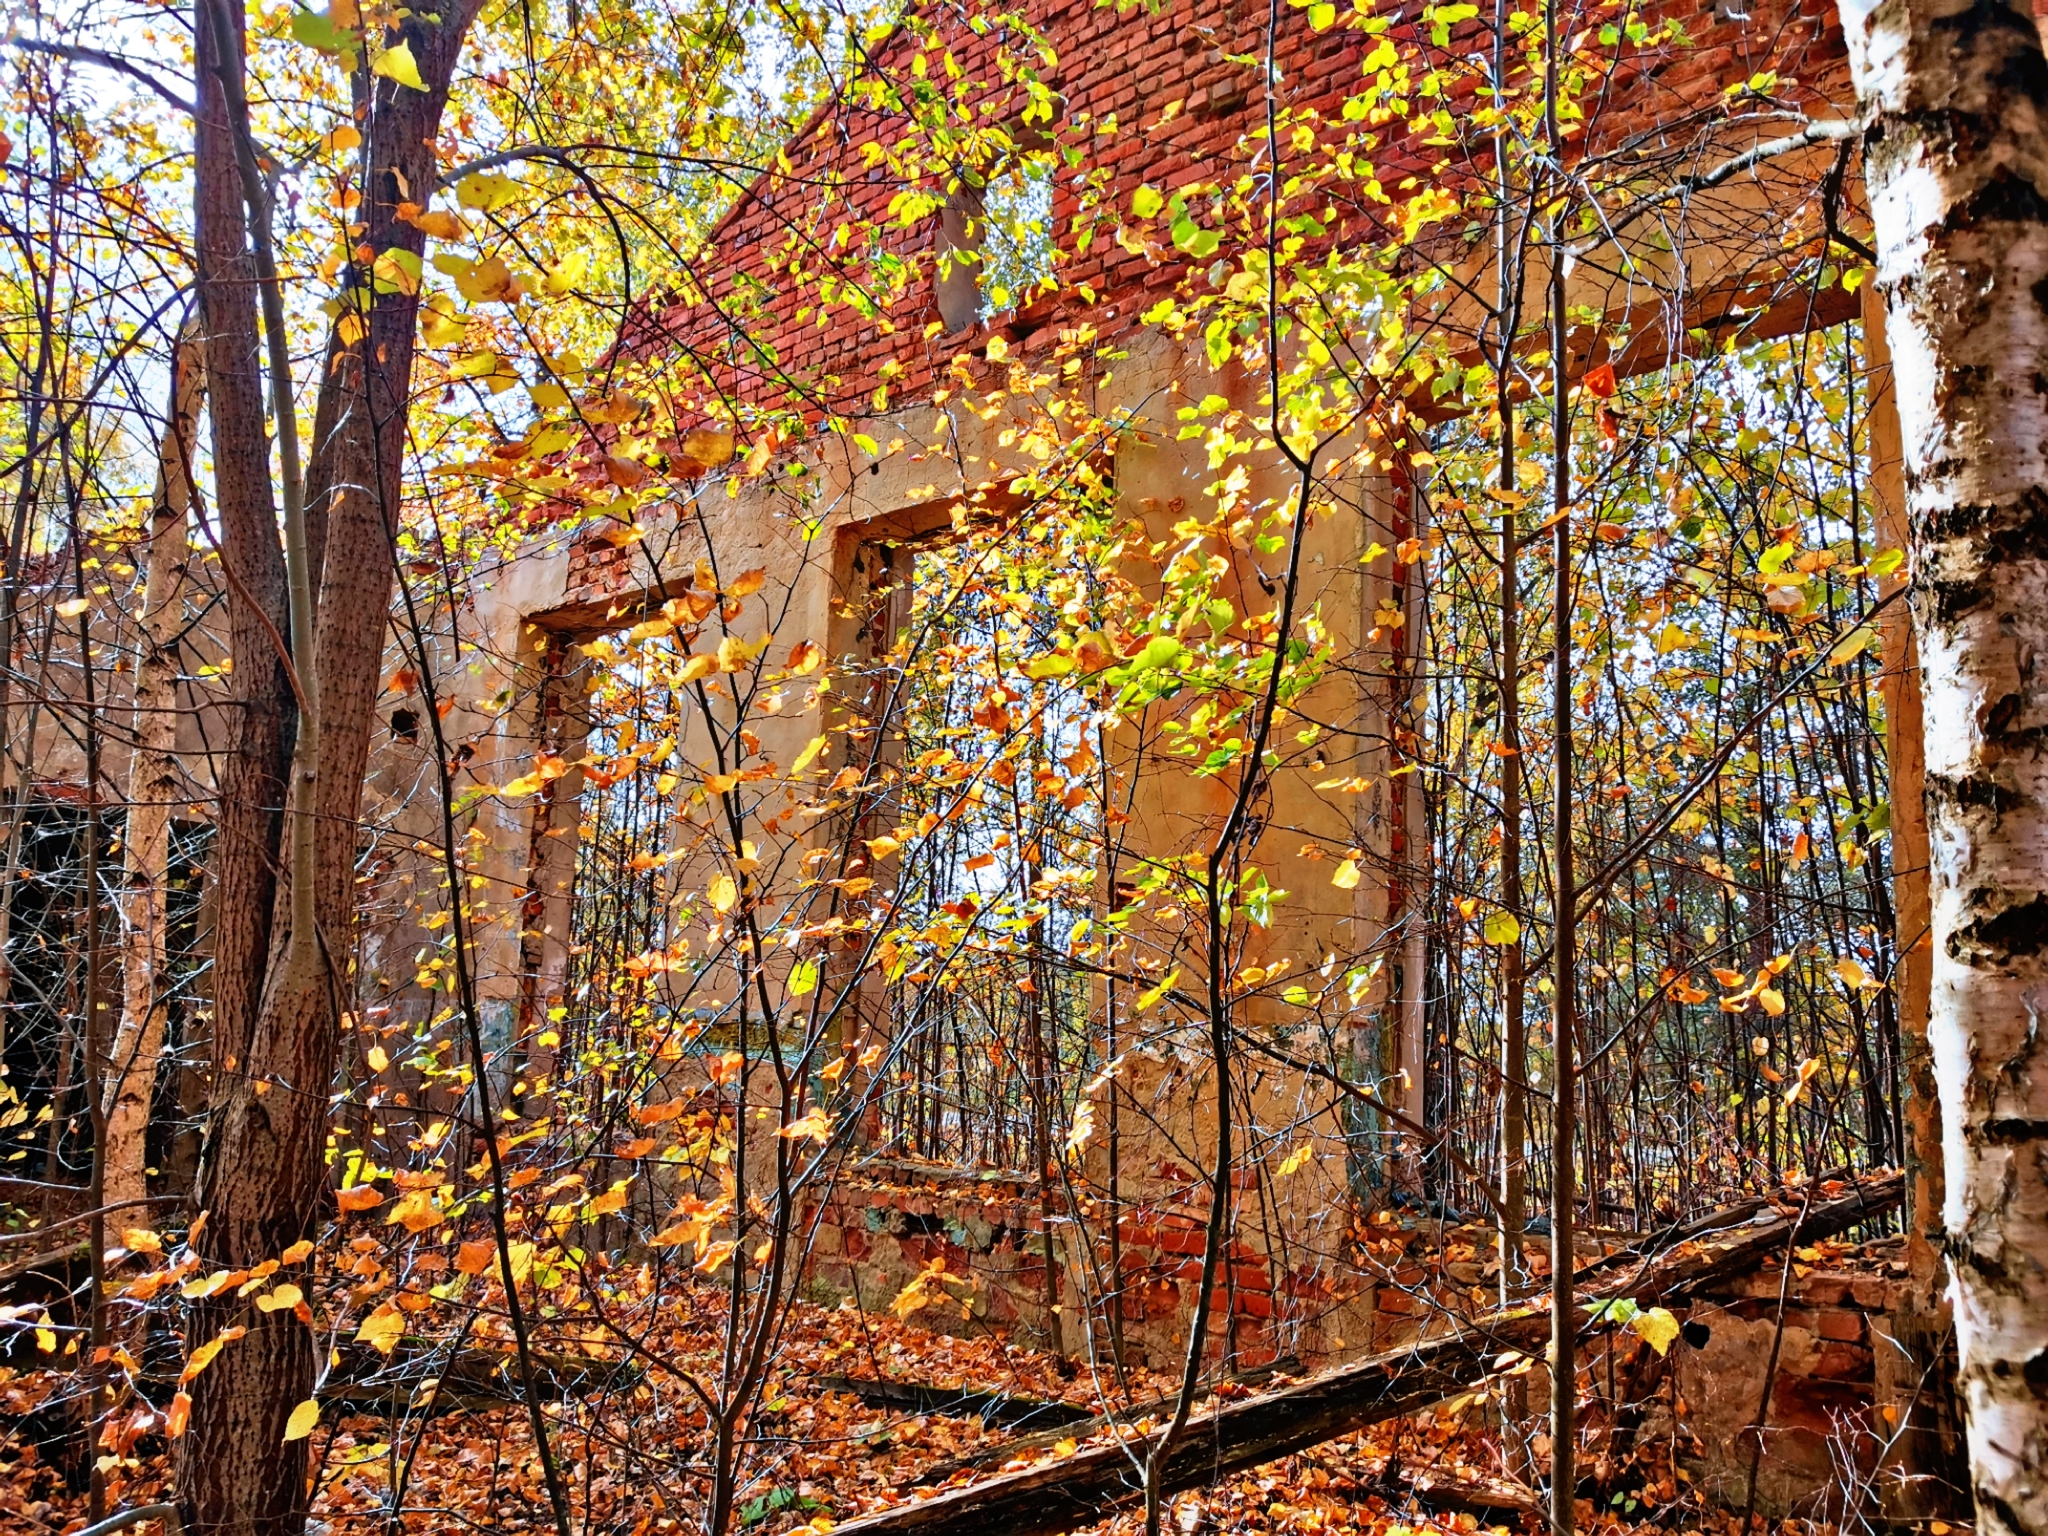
(822, 1375, 1094, 1430)
(833, 1169, 1901, 1536)
(905, 1356, 1307, 1487)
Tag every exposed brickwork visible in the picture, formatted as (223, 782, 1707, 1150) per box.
(545, 0, 1851, 611)
(1666, 1245, 1943, 1519)
(640, 0, 1847, 416)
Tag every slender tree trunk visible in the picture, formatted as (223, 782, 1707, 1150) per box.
(191, 0, 292, 1093)
(100, 319, 203, 1215)
(1863, 282, 1966, 1519)
(179, 2, 480, 1531)
(1840, 2, 2048, 1530)
(1545, 0, 1577, 1512)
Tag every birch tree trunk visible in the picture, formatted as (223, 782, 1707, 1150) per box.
(1839, 2, 2048, 1529)
(99, 321, 202, 1216)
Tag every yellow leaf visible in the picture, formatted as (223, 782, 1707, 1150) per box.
(865, 835, 901, 860)
(371, 249, 419, 296)
(678, 654, 718, 683)
(336, 1184, 383, 1213)
(707, 873, 739, 913)
(1135, 969, 1178, 1012)
(283, 1398, 321, 1442)
(787, 640, 824, 674)
(1784, 1056, 1824, 1104)
(385, 1188, 447, 1234)
(256, 1283, 304, 1313)
(779, 1108, 833, 1144)
(1278, 1144, 1313, 1177)
(1483, 910, 1521, 946)
(355, 1304, 405, 1356)
(1756, 986, 1786, 1017)
(370, 41, 425, 90)
(1064, 1097, 1096, 1158)
(1331, 859, 1360, 890)
(366, 1045, 389, 1072)
(122, 1228, 163, 1254)
(282, 1239, 314, 1264)
(180, 1325, 247, 1383)
(542, 250, 588, 295)
(726, 565, 766, 596)
(402, 205, 466, 240)
(1828, 626, 1875, 667)
(1630, 1306, 1682, 1357)
(56, 597, 89, 618)
(694, 1239, 736, 1275)
(791, 735, 828, 773)
(685, 429, 738, 470)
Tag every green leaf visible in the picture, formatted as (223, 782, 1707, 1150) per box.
(1309, 1, 1336, 28)
(1172, 218, 1220, 258)
(788, 958, 819, 997)
(1131, 636, 1183, 673)
(1131, 185, 1164, 219)
(371, 41, 426, 90)
(290, 7, 351, 53)
(1869, 547, 1905, 578)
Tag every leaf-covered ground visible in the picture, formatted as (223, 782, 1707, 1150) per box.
(0, 1264, 1908, 1536)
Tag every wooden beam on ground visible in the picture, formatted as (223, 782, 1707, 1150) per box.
(832, 1170, 1901, 1536)
(821, 1376, 1093, 1430)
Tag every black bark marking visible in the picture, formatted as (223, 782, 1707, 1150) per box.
(2025, 1346, 2048, 1394)
(1932, 0, 2048, 99)
(1948, 888, 2048, 964)
(1920, 488, 2048, 623)
(1980, 1116, 2048, 1142)
(1948, 770, 2023, 816)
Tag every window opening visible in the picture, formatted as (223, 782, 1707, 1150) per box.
(935, 151, 1058, 333)
(844, 532, 1103, 1171)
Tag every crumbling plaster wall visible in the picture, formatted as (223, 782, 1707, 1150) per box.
(349, 321, 1417, 1356)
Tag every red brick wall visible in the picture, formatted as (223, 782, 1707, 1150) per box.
(639, 0, 1848, 425)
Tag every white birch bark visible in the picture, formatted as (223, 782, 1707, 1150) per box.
(1839, 1, 2048, 1529)
(100, 323, 203, 1215)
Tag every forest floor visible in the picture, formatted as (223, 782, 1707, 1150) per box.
(0, 1267, 1897, 1536)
